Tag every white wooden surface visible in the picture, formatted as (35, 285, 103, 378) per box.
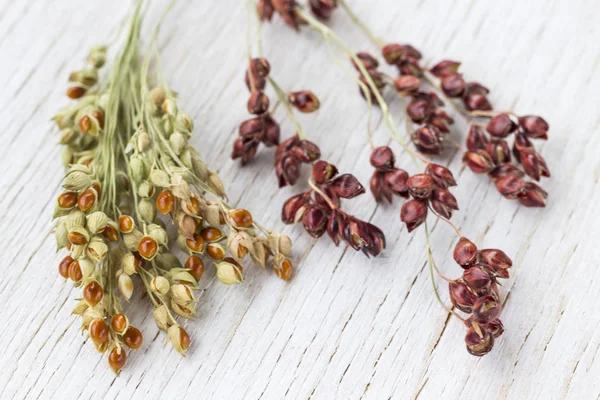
(1, 0, 599, 399)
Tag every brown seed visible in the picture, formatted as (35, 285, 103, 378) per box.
(275, 258, 293, 281)
(108, 347, 127, 374)
(329, 174, 365, 199)
(138, 236, 158, 260)
(83, 280, 104, 306)
(185, 255, 205, 281)
(518, 182, 548, 207)
(236, 244, 249, 258)
(206, 243, 225, 260)
(462, 266, 492, 295)
(449, 280, 477, 313)
(78, 189, 96, 212)
(123, 326, 143, 349)
(102, 225, 119, 242)
(518, 115, 549, 139)
(111, 314, 128, 334)
(239, 117, 264, 138)
(465, 326, 494, 357)
(59, 256, 73, 278)
(394, 75, 420, 94)
(68, 231, 88, 245)
(406, 99, 431, 123)
(411, 126, 443, 155)
(384, 169, 409, 196)
(311, 160, 338, 184)
(495, 174, 525, 199)
(89, 319, 109, 344)
(463, 150, 494, 174)
(463, 90, 492, 112)
(185, 234, 205, 253)
(400, 199, 428, 232)
(262, 115, 280, 146)
(288, 91, 320, 113)
(466, 124, 489, 151)
(177, 327, 190, 351)
(488, 163, 524, 181)
(520, 148, 546, 181)
(66, 86, 87, 99)
(230, 209, 253, 228)
(486, 139, 511, 165)
(156, 189, 175, 214)
(479, 249, 512, 271)
(430, 60, 461, 78)
(68, 260, 83, 282)
(485, 318, 505, 338)
(186, 197, 201, 216)
(247, 91, 270, 114)
(370, 146, 395, 170)
(406, 174, 435, 199)
(473, 295, 502, 323)
(353, 52, 379, 70)
(119, 216, 134, 233)
(302, 206, 328, 238)
(453, 237, 478, 266)
(486, 113, 517, 138)
(381, 43, 404, 64)
(431, 188, 459, 219)
(281, 193, 308, 224)
(58, 192, 77, 209)
(78, 115, 91, 133)
(425, 164, 456, 188)
(441, 73, 466, 97)
(249, 57, 271, 78)
(200, 227, 224, 242)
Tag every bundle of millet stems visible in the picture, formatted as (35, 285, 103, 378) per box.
(52, 0, 293, 373)
(241, 0, 553, 356)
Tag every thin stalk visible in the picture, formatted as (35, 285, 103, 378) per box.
(338, 0, 385, 48)
(297, 8, 427, 168)
(308, 179, 337, 210)
(424, 221, 466, 323)
(268, 76, 307, 139)
(429, 207, 463, 237)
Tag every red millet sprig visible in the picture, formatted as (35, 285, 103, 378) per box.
(241, 2, 387, 257)
(261, 3, 514, 356)
(232, 58, 321, 172)
(429, 64, 550, 207)
(334, 0, 551, 208)
(234, 5, 322, 187)
(282, 160, 386, 257)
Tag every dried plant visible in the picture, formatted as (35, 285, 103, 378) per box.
(53, 0, 293, 373)
(232, 55, 322, 186)
(333, 0, 551, 207)
(234, 2, 386, 257)
(255, 0, 517, 356)
(282, 160, 386, 257)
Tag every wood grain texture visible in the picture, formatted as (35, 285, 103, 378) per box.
(0, 0, 599, 398)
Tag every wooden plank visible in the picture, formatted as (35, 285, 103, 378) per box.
(0, 0, 598, 398)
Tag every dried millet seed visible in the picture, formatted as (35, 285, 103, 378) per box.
(123, 326, 143, 349)
(108, 347, 127, 374)
(185, 255, 205, 281)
